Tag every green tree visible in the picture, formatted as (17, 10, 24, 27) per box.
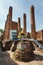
(0, 29, 3, 32)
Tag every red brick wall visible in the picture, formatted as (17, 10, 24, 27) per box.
(4, 21, 18, 40)
(12, 21, 18, 30)
(36, 30, 43, 41)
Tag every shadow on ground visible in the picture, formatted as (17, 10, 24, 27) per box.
(34, 54, 43, 61)
(0, 51, 18, 65)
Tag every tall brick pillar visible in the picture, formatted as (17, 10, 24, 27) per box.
(23, 13, 26, 33)
(8, 6, 13, 29)
(7, 14, 9, 21)
(9, 6, 12, 21)
(18, 17, 21, 32)
(30, 5, 36, 39)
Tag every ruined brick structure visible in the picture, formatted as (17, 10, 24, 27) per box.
(4, 6, 26, 40)
(4, 7, 19, 40)
(36, 30, 43, 41)
(30, 5, 43, 41)
(3, 5, 43, 42)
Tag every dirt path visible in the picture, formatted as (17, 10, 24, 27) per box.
(0, 51, 43, 65)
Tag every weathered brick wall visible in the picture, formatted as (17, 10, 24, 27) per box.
(4, 21, 11, 40)
(12, 21, 18, 31)
(4, 20, 18, 40)
(36, 30, 43, 41)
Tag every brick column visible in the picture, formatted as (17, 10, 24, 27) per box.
(18, 17, 21, 32)
(23, 13, 26, 33)
(4, 6, 13, 40)
(9, 6, 12, 21)
(30, 5, 36, 39)
(7, 14, 9, 21)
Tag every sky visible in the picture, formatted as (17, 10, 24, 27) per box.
(0, 0, 43, 32)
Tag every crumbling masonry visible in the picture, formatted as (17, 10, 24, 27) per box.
(2, 5, 43, 43)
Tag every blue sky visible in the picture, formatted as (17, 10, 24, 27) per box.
(0, 0, 43, 32)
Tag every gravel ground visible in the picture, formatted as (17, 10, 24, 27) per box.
(0, 51, 43, 65)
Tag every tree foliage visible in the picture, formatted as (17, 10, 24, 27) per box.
(0, 29, 3, 32)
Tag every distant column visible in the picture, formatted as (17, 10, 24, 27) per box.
(18, 17, 21, 32)
(7, 14, 9, 21)
(30, 5, 36, 39)
(9, 6, 12, 21)
(23, 13, 26, 33)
